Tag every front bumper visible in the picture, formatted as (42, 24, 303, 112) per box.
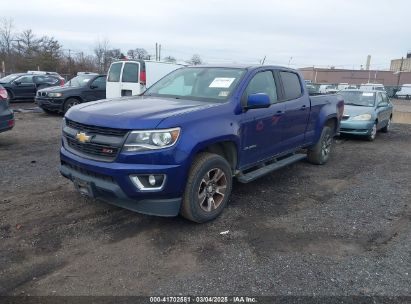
(36, 97, 65, 111)
(339, 120, 374, 135)
(60, 147, 186, 217)
(0, 111, 14, 133)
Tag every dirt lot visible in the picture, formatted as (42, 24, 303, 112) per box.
(0, 102, 410, 296)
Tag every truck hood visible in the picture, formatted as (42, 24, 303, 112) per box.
(65, 96, 219, 129)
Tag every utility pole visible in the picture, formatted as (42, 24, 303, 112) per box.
(68, 49, 71, 76)
(159, 44, 161, 61)
(155, 43, 158, 61)
(396, 57, 404, 90)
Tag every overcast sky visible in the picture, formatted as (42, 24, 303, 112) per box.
(2, 0, 410, 69)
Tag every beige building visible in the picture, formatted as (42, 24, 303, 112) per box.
(299, 67, 411, 86)
(390, 58, 411, 72)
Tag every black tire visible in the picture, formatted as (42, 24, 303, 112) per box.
(380, 117, 391, 133)
(181, 152, 233, 223)
(63, 98, 80, 113)
(307, 126, 333, 165)
(367, 122, 378, 141)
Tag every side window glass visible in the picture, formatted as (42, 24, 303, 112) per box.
(122, 63, 139, 83)
(17, 76, 34, 83)
(91, 76, 106, 89)
(376, 93, 383, 104)
(108, 63, 122, 82)
(245, 71, 278, 104)
(279, 71, 302, 100)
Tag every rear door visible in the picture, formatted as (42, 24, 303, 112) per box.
(120, 62, 141, 96)
(106, 62, 123, 98)
(278, 71, 310, 151)
(240, 69, 285, 167)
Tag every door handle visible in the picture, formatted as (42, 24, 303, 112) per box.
(300, 105, 307, 110)
(275, 110, 285, 116)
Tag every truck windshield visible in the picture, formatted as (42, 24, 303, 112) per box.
(340, 91, 376, 107)
(65, 75, 95, 87)
(144, 67, 245, 102)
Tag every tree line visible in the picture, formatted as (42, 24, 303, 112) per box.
(0, 18, 202, 79)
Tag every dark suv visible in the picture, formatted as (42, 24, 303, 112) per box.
(0, 84, 14, 133)
(0, 72, 64, 101)
(36, 73, 106, 114)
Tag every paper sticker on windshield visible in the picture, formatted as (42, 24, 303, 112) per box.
(218, 91, 229, 97)
(209, 78, 235, 88)
(362, 92, 374, 96)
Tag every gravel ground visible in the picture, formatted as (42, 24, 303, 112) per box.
(0, 104, 410, 297)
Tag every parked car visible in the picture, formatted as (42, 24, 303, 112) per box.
(0, 71, 64, 101)
(106, 60, 185, 98)
(0, 84, 14, 133)
(339, 90, 393, 141)
(395, 84, 411, 100)
(36, 73, 106, 114)
(318, 84, 338, 94)
(60, 65, 344, 223)
(359, 83, 385, 92)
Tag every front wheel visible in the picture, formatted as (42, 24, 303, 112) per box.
(367, 122, 377, 141)
(181, 153, 233, 223)
(63, 98, 80, 113)
(307, 126, 333, 165)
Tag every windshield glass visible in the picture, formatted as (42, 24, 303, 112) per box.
(144, 67, 246, 102)
(0, 74, 21, 83)
(65, 75, 95, 87)
(341, 91, 376, 106)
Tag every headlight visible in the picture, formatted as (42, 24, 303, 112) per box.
(352, 114, 372, 121)
(123, 128, 180, 152)
(48, 92, 63, 97)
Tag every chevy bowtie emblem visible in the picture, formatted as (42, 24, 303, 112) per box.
(76, 132, 92, 143)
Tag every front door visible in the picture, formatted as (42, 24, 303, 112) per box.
(13, 75, 36, 98)
(82, 76, 107, 102)
(240, 70, 285, 168)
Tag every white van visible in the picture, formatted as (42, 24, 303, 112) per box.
(395, 84, 411, 99)
(360, 83, 385, 92)
(106, 60, 184, 98)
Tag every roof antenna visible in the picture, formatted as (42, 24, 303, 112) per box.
(260, 56, 266, 65)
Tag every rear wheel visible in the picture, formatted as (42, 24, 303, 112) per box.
(381, 118, 391, 133)
(367, 122, 377, 141)
(63, 98, 80, 113)
(307, 126, 333, 165)
(181, 153, 232, 223)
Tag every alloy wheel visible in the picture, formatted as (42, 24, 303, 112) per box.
(198, 168, 227, 212)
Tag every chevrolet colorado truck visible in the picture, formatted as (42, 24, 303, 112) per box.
(60, 65, 344, 223)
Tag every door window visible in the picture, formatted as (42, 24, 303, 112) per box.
(16, 76, 33, 83)
(122, 63, 139, 83)
(244, 71, 278, 105)
(108, 63, 122, 82)
(279, 71, 302, 100)
(90, 76, 106, 89)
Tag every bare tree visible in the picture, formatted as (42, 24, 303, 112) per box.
(164, 55, 176, 63)
(127, 48, 148, 60)
(188, 54, 202, 65)
(94, 38, 110, 73)
(0, 18, 15, 72)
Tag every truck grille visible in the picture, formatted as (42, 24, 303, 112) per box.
(66, 137, 120, 159)
(63, 118, 129, 161)
(66, 119, 129, 137)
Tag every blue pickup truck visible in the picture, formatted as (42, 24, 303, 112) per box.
(60, 65, 344, 222)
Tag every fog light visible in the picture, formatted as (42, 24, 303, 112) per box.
(130, 174, 166, 191)
(148, 175, 156, 186)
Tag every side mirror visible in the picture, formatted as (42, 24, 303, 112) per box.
(90, 85, 98, 89)
(246, 93, 271, 109)
(378, 102, 388, 108)
(13, 80, 21, 86)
